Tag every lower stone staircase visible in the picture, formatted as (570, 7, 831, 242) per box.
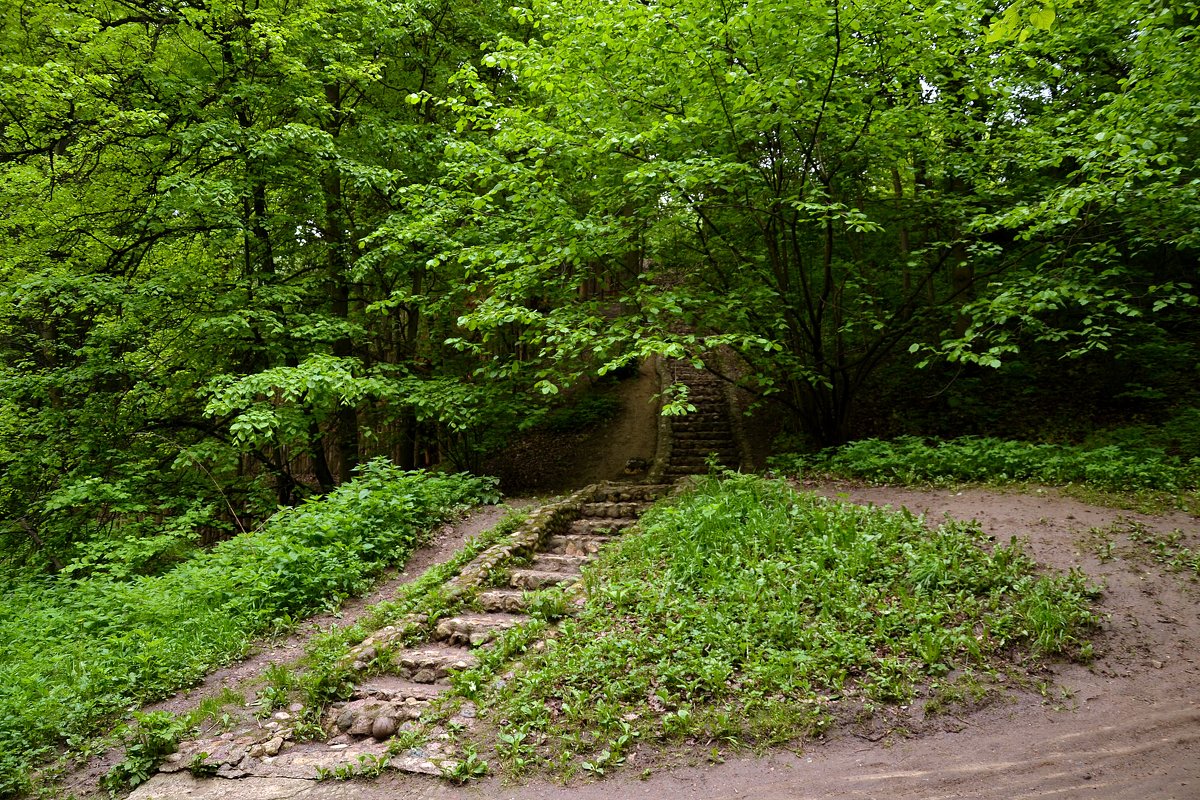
(142, 353, 748, 793)
(158, 482, 671, 783)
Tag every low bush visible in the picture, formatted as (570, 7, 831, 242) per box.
(462, 474, 1097, 775)
(774, 436, 1200, 493)
(0, 460, 497, 797)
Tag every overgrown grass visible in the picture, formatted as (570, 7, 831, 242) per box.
(0, 460, 498, 798)
(775, 436, 1200, 496)
(457, 474, 1098, 777)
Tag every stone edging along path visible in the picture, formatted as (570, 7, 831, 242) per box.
(149, 481, 674, 789)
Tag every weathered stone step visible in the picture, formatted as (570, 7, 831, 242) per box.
(329, 696, 425, 740)
(567, 516, 637, 535)
(510, 568, 580, 590)
(580, 501, 647, 518)
(530, 553, 589, 573)
(664, 465, 712, 476)
(435, 612, 528, 647)
(676, 419, 729, 431)
(670, 454, 735, 467)
(672, 431, 734, 443)
(353, 677, 446, 703)
(546, 533, 613, 555)
(477, 587, 528, 613)
(675, 408, 725, 418)
(671, 448, 735, 459)
(590, 484, 673, 502)
(393, 646, 477, 683)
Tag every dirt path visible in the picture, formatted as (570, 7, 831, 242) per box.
(130, 483, 1200, 800)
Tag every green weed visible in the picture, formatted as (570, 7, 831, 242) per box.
(775, 436, 1200, 495)
(0, 464, 498, 796)
(461, 474, 1098, 775)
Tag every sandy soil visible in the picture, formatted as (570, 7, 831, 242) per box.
(129, 481, 1200, 800)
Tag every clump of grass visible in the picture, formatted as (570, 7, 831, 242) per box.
(462, 473, 1098, 776)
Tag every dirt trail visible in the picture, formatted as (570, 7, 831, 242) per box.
(131, 482, 1200, 800)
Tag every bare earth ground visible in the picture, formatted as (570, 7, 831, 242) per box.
(128, 481, 1200, 800)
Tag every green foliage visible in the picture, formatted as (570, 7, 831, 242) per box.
(461, 474, 1097, 774)
(778, 436, 1200, 494)
(100, 712, 188, 794)
(0, 464, 494, 797)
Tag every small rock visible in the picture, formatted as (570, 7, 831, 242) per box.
(348, 715, 375, 737)
(263, 737, 285, 757)
(288, 702, 305, 713)
(273, 711, 292, 721)
(248, 744, 266, 759)
(372, 716, 399, 740)
(329, 743, 349, 750)
(1152, 659, 1165, 669)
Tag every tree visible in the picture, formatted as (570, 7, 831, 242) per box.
(418, 0, 1198, 445)
(0, 0, 515, 572)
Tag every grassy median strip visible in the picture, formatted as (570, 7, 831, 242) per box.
(460, 473, 1098, 778)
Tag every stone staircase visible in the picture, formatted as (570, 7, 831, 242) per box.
(157, 482, 671, 783)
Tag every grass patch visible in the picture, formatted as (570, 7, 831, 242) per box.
(456, 473, 1098, 777)
(775, 436, 1200, 511)
(0, 461, 498, 797)
(1083, 517, 1200, 580)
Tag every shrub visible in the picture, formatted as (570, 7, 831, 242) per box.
(774, 436, 1200, 493)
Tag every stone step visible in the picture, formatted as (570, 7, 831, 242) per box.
(530, 553, 589, 573)
(353, 677, 447, 703)
(435, 612, 528, 647)
(670, 421, 731, 433)
(590, 484, 673, 503)
(580, 501, 648, 518)
(672, 431, 734, 443)
(509, 568, 580, 590)
(328, 697, 426, 740)
(545, 533, 613, 556)
(477, 588, 528, 613)
(664, 465, 712, 476)
(676, 409, 725, 418)
(392, 646, 477, 683)
(670, 454, 734, 467)
(566, 517, 638, 535)
(672, 448, 734, 460)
